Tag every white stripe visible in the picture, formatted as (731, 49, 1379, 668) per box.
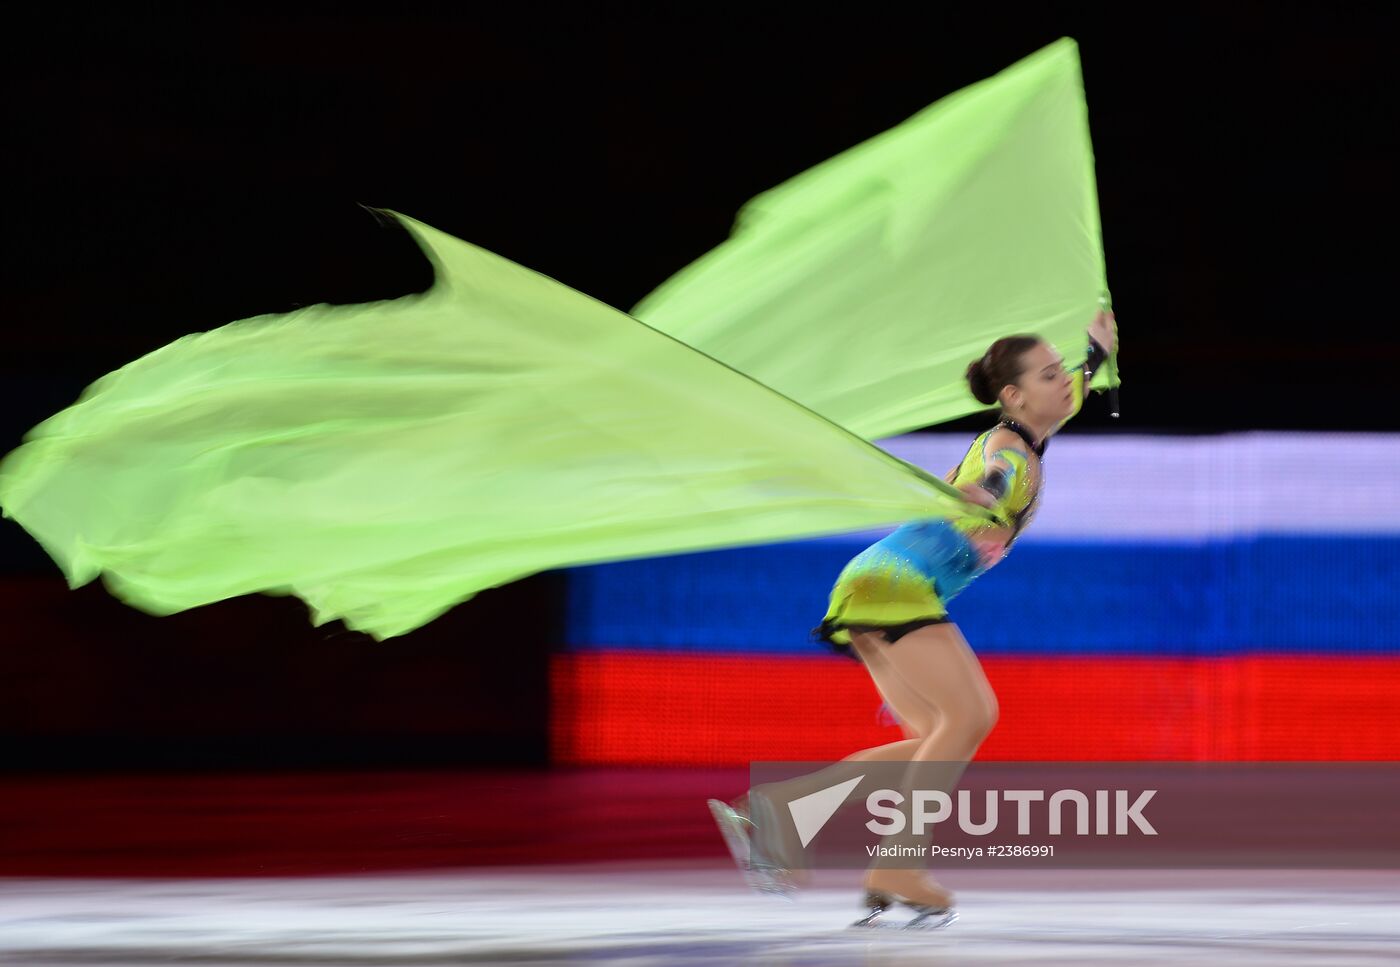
(817, 431, 1400, 541)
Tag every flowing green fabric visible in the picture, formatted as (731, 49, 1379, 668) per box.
(0, 213, 992, 640)
(0, 38, 1115, 640)
(633, 37, 1118, 440)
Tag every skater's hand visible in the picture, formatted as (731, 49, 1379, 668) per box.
(1088, 309, 1117, 354)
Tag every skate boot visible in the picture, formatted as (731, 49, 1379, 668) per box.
(706, 790, 801, 897)
(745, 786, 812, 896)
(706, 797, 755, 872)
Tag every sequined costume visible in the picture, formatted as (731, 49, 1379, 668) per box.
(814, 340, 1107, 658)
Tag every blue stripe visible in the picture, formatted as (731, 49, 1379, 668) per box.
(564, 537, 1400, 656)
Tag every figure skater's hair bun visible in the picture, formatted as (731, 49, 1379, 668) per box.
(965, 358, 997, 406)
(966, 335, 1043, 409)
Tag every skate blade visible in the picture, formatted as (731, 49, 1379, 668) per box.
(706, 798, 751, 872)
(744, 863, 797, 899)
(906, 908, 959, 930)
(849, 908, 959, 931)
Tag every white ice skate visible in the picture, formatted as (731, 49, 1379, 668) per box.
(850, 889, 959, 930)
(706, 795, 798, 897)
(706, 798, 754, 870)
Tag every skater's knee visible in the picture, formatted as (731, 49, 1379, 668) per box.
(959, 682, 998, 741)
(962, 694, 998, 746)
(976, 692, 999, 738)
(901, 713, 936, 740)
(920, 697, 997, 754)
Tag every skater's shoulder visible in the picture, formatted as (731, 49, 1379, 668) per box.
(980, 427, 1030, 460)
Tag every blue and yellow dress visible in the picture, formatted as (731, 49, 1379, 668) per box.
(813, 343, 1104, 657)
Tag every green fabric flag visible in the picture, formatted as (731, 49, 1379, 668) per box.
(633, 37, 1118, 440)
(0, 213, 991, 640)
(0, 39, 1115, 640)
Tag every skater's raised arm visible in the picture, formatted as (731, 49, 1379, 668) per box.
(1054, 309, 1117, 433)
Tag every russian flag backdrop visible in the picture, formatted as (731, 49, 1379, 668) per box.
(552, 433, 1400, 764)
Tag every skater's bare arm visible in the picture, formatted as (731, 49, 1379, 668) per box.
(1053, 308, 1118, 435)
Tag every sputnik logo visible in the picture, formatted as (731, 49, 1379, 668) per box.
(788, 775, 865, 847)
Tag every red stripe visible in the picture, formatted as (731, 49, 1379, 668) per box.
(551, 653, 1400, 763)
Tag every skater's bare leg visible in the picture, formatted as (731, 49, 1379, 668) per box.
(841, 629, 940, 760)
(746, 630, 935, 816)
(751, 626, 964, 799)
(720, 634, 919, 890)
(877, 621, 998, 767)
(861, 622, 998, 907)
(740, 625, 993, 905)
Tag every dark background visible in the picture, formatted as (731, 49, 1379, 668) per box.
(2, 6, 1395, 769)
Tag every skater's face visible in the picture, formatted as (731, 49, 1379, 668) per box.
(1000, 341, 1074, 423)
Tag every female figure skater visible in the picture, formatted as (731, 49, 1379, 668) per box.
(710, 308, 1117, 929)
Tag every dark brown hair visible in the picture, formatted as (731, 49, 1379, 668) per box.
(965, 335, 1042, 407)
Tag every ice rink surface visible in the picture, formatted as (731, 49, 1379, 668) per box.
(4, 863, 1396, 966)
